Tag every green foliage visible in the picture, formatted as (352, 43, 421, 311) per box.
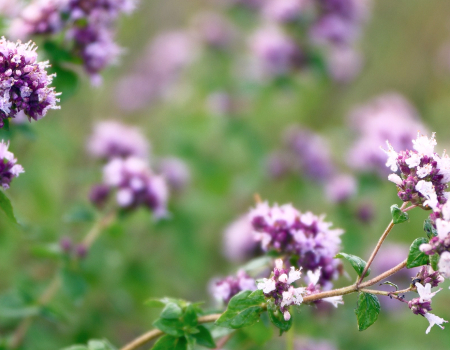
(267, 302, 292, 335)
(390, 204, 409, 224)
(423, 218, 438, 239)
(355, 293, 381, 331)
(0, 191, 18, 224)
(61, 339, 116, 350)
(149, 299, 216, 349)
(335, 253, 370, 277)
(215, 290, 265, 329)
(406, 238, 430, 268)
(60, 267, 88, 302)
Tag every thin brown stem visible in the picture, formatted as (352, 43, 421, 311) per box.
(214, 333, 234, 349)
(403, 204, 418, 212)
(9, 212, 116, 349)
(357, 202, 409, 285)
(120, 260, 407, 350)
(120, 314, 223, 350)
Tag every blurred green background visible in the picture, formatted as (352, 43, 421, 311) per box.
(2, 1, 450, 349)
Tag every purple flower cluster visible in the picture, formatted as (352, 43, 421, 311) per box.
(115, 31, 194, 112)
(0, 38, 60, 127)
(210, 270, 256, 304)
(247, 0, 371, 81)
(257, 259, 305, 321)
(87, 121, 170, 218)
(384, 132, 449, 210)
(250, 202, 344, 289)
(0, 140, 24, 189)
(191, 12, 235, 50)
(9, 0, 136, 84)
(156, 157, 191, 193)
(348, 93, 426, 176)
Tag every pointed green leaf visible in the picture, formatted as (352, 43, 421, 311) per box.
(267, 302, 292, 334)
(355, 292, 380, 331)
(191, 326, 216, 348)
(390, 204, 409, 224)
(0, 191, 18, 224)
(153, 318, 185, 337)
(215, 290, 265, 329)
(407, 238, 430, 268)
(151, 335, 187, 350)
(335, 253, 370, 277)
(182, 304, 198, 330)
(87, 339, 116, 350)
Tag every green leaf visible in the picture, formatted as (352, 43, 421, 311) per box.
(380, 281, 398, 291)
(335, 253, 370, 277)
(0, 191, 18, 224)
(60, 267, 88, 301)
(50, 65, 79, 101)
(424, 219, 438, 239)
(390, 204, 409, 224)
(407, 238, 430, 268)
(241, 256, 272, 273)
(0, 291, 39, 319)
(145, 299, 166, 308)
(161, 303, 183, 319)
(215, 290, 265, 329)
(430, 253, 439, 271)
(355, 292, 380, 331)
(152, 335, 187, 350)
(182, 304, 198, 330)
(43, 41, 80, 64)
(267, 302, 292, 334)
(87, 340, 116, 350)
(191, 326, 216, 348)
(61, 346, 89, 350)
(153, 318, 185, 337)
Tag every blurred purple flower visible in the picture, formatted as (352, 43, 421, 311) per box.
(262, 0, 309, 23)
(347, 93, 426, 176)
(284, 126, 335, 182)
(222, 214, 260, 262)
(0, 141, 24, 189)
(266, 151, 290, 180)
(325, 173, 356, 203)
(115, 30, 195, 112)
(157, 157, 190, 192)
(249, 24, 302, 78)
(295, 337, 337, 350)
(103, 157, 169, 218)
(210, 270, 256, 305)
(0, 38, 60, 127)
(326, 45, 362, 83)
(191, 12, 235, 50)
(8, 0, 65, 40)
(87, 120, 150, 160)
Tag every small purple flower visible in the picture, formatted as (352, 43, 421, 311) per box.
(325, 45, 362, 83)
(87, 120, 150, 160)
(222, 214, 260, 263)
(211, 270, 256, 304)
(60, 236, 73, 253)
(0, 141, 24, 189)
(102, 157, 169, 218)
(191, 12, 235, 50)
(262, 0, 308, 23)
(249, 24, 302, 78)
(89, 184, 110, 209)
(0, 37, 60, 127)
(324, 173, 356, 203)
(8, 0, 65, 40)
(284, 126, 335, 182)
(157, 157, 190, 192)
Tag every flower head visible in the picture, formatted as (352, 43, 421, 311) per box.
(424, 312, 448, 334)
(0, 38, 60, 127)
(211, 270, 256, 304)
(0, 141, 24, 189)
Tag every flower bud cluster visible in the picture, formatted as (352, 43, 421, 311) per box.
(408, 282, 447, 334)
(211, 270, 256, 304)
(384, 132, 449, 210)
(0, 38, 60, 127)
(59, 237, 88, 259)
(0, 140, 24, 189)
(87, 121, 170, 218)
(414, 266, 445, 288)
(257, 259, 305, 321)
(250, 202, 344, 289)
